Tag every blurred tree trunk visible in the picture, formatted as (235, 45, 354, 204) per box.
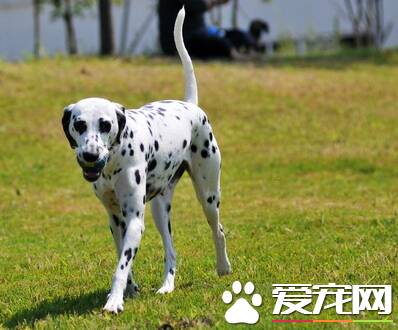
(98, 0, 114, 55)
(344, 0, 364, 47)
(341, 0, 392, 48)
(374, 0, 382, 47)
(231, 0, 238, 29)
(355, 0, 364, 47)
(373, 0, 392, 48)
(63, 0, 78, 54)
(119, 0, 131, 55)
(128, 8, 156, 54)
(33, 0, 41, 58)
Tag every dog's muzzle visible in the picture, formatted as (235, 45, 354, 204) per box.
(77, 156, 107, 182)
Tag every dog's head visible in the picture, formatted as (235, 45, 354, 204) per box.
(249, 20, 269, 41)
(62, 97, 126, 182)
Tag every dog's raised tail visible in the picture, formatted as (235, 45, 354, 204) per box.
(174, 7, 198, 105)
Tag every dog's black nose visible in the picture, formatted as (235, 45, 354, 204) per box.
(82, 152, 99, 163)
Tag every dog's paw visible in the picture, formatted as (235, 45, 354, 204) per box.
(103, 294, 124, 314)
(217, 261, 232, 276)
(156, 281, 175, 294)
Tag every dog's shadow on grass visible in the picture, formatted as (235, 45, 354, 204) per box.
(5, 289, 107, 328)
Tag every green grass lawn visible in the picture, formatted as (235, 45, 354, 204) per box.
(0, 51, 398, 329)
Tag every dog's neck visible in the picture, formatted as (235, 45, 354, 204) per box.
(103, 140, 124, 176)
(101, 123, 134, 179)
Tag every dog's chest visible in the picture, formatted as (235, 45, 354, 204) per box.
(99, 101, 200, 202)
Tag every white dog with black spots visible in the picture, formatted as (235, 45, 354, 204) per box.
(62, 7, 231, 314)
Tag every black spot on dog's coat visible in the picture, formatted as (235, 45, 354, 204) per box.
(148, 159, 157, 172)
(183, 140, 187, 148)
(74, 120, 87, 135)
(140, 144, 144, 152)
(135, 170, 141, 184)
(124, 248, 133, 263)
(191, 145, 197, 153)
(99, 118, 111, 133)
(201, 150, 209, 158)
(154, 140, 159, 151)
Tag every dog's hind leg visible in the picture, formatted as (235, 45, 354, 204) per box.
(151, 183, 177, 294)
(189, 128, 232, 276)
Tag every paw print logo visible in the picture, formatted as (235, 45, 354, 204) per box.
(222, 281, 262, 324)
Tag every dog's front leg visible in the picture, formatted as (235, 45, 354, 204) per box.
(103, 167, 146, 314)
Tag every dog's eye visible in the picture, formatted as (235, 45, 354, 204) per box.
(73, 120, 87, 134)
(99, 119, 111, 134)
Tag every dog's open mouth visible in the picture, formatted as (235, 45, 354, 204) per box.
(78, 157, 106, 183)
(83, 168, 101, 182)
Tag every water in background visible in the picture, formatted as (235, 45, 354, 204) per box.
(1, 0, 397, 61)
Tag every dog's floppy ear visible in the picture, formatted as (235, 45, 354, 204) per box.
(62, 104, 77, 149)
(114, 103, 126, 144)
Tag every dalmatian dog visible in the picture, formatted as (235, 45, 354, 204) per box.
(61, 8, 231, 314)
